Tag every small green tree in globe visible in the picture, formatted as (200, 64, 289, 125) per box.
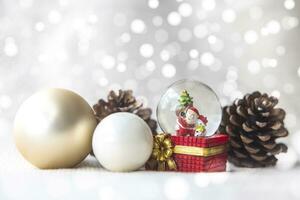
(178, 90, 193, 107)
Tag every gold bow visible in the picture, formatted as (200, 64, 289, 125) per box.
(146, 133, 177, 171)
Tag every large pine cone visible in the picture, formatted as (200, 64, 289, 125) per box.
(219, 91, 288, 167)
(93, 90, 157, 134)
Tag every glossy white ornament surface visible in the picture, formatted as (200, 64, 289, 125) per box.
(13, 88, 97, 169)
(157, 79, 222, 136)
(92, 112, 153, 172)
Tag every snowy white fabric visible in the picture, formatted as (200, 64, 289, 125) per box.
(1, 141, 300, 200)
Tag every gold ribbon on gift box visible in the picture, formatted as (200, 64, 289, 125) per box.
(146, 133, 227, 171)
(174, 145, 226, 157)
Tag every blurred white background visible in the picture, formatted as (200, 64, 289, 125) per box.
(0, 0, 300, 199)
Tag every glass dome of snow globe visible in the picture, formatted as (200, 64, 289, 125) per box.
(156, 79, 222, 137)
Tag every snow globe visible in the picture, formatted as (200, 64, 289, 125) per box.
(155, 79, 229, 172)
(157, 79, 222, 137)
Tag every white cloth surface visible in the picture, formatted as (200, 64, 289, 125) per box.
(1, 141, 300, 200)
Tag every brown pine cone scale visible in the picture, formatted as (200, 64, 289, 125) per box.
(219, 91, 288, 168)
(93, 90, 157, 134)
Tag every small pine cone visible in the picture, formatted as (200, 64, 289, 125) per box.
(219, 91, 288, 168)
(93, 90, 157, 134)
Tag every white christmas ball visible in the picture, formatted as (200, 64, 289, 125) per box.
(92, 112, 153, 172)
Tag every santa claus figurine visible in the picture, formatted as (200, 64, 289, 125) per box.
(176, 106, 208, 137)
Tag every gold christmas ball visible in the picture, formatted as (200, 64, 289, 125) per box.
(13, 88, 97, 169)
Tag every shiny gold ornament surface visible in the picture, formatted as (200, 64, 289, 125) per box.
(13, 88, 97, 169)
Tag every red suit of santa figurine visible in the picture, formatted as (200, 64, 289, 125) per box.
(176, 106, 208, 137)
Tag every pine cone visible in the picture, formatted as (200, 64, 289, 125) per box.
(93, 90, 157, 134)
(219, 91, 288, 168)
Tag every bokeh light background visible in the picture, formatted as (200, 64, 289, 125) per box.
(0, 0, 300, 199)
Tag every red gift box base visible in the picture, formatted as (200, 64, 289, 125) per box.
(171, 134, 228, 172)
(173, 153, 227, 172)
